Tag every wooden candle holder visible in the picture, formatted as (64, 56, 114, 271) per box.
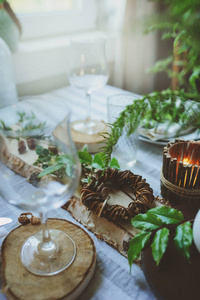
(161, 139, 200, 208)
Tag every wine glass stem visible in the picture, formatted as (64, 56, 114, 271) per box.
(86, 92, 91, 122)
(40, 211, 50, 242)
(38, 212, 58, 257)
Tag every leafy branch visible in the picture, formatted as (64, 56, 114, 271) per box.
(128, 206, 193, 271)
(102, 89, 200, 164)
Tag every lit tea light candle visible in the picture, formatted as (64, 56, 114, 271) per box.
(161, 139, 200, 207)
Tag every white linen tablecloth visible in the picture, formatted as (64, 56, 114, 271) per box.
(0, 85, 164, 300)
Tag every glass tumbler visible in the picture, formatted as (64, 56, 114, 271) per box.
(107, 94, 139, 170)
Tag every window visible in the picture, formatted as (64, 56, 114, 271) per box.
(10, 0, 97, 40)
(9, 0, 81, 14)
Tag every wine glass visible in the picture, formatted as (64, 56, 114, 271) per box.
(68, 36, 109, 135)
(0, 113, 81, 276)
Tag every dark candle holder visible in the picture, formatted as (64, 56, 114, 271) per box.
(161, 139, 200, 211)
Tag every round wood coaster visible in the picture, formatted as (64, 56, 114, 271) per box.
(1, 218, 96, 300)
(53, 120, 108, 153)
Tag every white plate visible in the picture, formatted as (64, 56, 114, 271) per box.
(138, 98, 200, 145)
(139, 130, 200, 146)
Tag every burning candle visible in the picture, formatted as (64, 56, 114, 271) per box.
(161, 139, 200, 208)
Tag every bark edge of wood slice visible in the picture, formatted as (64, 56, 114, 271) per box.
(1, 218, 96, 300)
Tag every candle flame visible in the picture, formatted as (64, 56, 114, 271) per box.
(183, 158, 190, 165)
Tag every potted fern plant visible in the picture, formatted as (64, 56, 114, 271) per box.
(102, 0, 200, 163)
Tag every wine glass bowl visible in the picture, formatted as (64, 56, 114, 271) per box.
(68, 37, 109, 134)
(0, 113, 81, 276)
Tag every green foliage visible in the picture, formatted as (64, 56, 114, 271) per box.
(102, 89, 200, 163)
(147, 206, 184, 225)
(128, 206, 193, 271)
(147, 56, 173, 76)
(147, 0, 200, 90)
(128, 231, 151, 271)
(109, 157, 120, 169)
(34, 146, 72, 179)
(16, 111, 46, 132)
(35, 144, 120, 183)
(38, 163, 65, 178)
(0, 120, 12, 131)
(151, 228, 169, 266)
(34, 145, 52, 167)
(77, 146, 120, 182)
(78, 151, 92, 164)
(102, 0, 200, 162)
(38, 154, 72, 178)
(174, 221, 193, 263)
(131, 213, 163, 231)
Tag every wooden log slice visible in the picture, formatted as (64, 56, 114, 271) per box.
(52, 119, 108, 153)
(1, 218, 96, 300)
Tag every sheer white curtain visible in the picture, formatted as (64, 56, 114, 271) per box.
(113, 0, 159, 95)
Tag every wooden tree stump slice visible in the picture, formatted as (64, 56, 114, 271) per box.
(53, 120, 108, 153)
(1, 218, 96, 300)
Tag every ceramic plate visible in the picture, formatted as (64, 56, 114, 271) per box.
(139, 130, 200, 146)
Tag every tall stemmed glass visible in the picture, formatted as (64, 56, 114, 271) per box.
(0, 113, 81, 276)
(68, 37, 109, 135)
